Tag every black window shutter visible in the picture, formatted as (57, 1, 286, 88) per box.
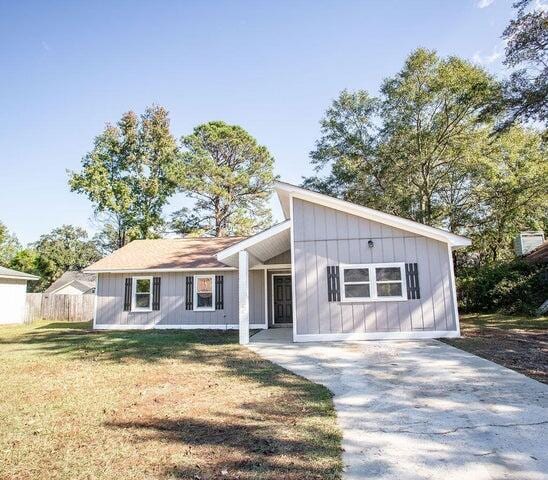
(405, 263, 421, 299)
(152, 277, 161, 310)
(326, 266, 341, 302)
(123, 278, 132, 311)
(215, 275, 224, 310)
(185, 276, 194, 310)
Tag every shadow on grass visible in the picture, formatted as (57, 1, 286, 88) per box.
(106, 410, 341, 479)
(0, 320, 335, 401)
(0, 321, 343, 479)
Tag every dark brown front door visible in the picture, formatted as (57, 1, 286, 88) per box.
(273, 275, 292, 324)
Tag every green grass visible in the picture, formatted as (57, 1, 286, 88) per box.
(443, 313, 547, 384)
(0, 321, 342, 480)
(459, 313, 548, 330)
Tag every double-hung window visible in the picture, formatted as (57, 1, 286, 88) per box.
(341, 263, 406, 301)
(194, 275, 215, 311)
(132, 276, 152, 311)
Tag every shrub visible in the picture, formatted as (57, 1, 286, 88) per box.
(457, 260, 548, 315)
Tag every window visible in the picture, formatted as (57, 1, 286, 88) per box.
(341, 263, 406, 302)
(132, 276, 152, 311)
(194, 275, 215, 311)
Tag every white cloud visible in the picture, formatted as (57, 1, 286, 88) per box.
(41, 41, 51, 52)
(533, 0, 548, 12)
(476, 0, 495, 8)
(472, 42, 504, 65)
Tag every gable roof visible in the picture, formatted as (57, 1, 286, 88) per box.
(45, 271, 96, 294)
(274, 181, 471, 248)
(216, 220, 291, 267)
(85, 237, 245, 273)
(0, 266, 39, 281)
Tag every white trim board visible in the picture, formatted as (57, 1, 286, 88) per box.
(274, 181, 471, 248)
(0, 274, 39, 281)
(94, 323, 268, 330)
(294, 330, 460, 342)
(250, 263, 292, 270)
(216, 220, 291, 261)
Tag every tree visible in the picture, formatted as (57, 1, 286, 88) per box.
(32, 225, 101, 290)
(468, 127, 547, 263)
(170, 121, 276, 236)
(306, 49, 498, 227)
(304, 90, 384, 208)
(491, 0, 548, 131)
(167, 207, 205, 236)
(69, 105, 179, 247)
(0, 221, 21, 266)
(304, 49, 546, 263)
(9, 249, 41, 291)
(378, 49, 498, 226)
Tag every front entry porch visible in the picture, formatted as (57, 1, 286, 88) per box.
(250, 327, 293, 344)
(215, 220, 293, 345)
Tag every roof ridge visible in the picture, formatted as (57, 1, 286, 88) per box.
(134, 236, 248, 241)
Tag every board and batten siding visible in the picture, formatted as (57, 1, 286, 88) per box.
(95, 270, 265, 328)
(292, 198, 457, 336)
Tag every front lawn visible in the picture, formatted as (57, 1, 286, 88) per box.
(443, 313, 547, 384)
(0, 321, 342, 480)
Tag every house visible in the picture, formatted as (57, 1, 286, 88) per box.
(514, 231, 545, 257)
(44, 271, 96, 295)
(0, 266, 39, 324)
(85, 181, 470, 343)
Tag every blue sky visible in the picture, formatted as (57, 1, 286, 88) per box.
(0, 0, 513, 245)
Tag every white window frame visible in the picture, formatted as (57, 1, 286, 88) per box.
(131, 276, 153, 312)
(340, 263, 407, 302)
(193, 274, 216, 312)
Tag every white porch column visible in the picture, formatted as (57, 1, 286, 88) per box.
(238, 250, 249, 345)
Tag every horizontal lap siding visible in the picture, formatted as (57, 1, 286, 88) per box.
(293, 198, 456, 335)
(95, 270, 265, 327)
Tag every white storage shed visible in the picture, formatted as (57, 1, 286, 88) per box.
(0, 266, 39, 325)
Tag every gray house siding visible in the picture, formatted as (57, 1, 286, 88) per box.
(265, 250, 291, 264)
(292, 198, 456, 336)
(95, 270, 266, 328)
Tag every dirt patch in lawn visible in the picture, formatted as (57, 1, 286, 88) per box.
(443, 314, 548, 384)
(0, 321, 342, 480)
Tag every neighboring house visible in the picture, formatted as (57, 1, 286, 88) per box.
(45, 271, 96, 296)
(514, 231, 545, 257)
(0, 266, 39, 324)
(86, 181, 470, 343)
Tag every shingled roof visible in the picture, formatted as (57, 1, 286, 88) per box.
(44, 271, 96, 294)
(85, 237, 246, 272)
(524, 240, 548, 264)
(0, 266, 39, 281)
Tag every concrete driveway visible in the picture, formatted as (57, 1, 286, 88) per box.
(249, 329, 548, 480)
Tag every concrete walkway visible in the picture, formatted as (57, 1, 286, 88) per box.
(249, 328, 548, 480)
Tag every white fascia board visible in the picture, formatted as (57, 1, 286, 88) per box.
(0, 274, 39, 281)
(83, 267, 237, 274)
(274, 181, 471, 248)
(216, 220, 291, 261)
(294, 330, 460, 342)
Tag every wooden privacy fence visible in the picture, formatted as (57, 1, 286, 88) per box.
(25, 293, 95, 324)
